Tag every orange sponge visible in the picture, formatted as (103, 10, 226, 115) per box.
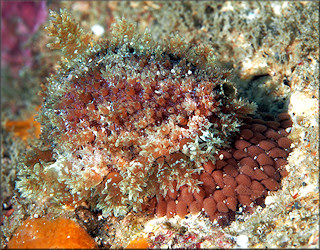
(5, 106, 41, 142)
(7, 217, 97, 249)
(125, 237, 150, 249)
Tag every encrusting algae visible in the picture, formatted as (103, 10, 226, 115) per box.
(16, 9, 291, 226)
